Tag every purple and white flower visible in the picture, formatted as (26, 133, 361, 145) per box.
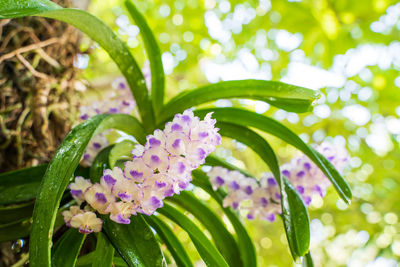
(79, 78, 136, 166)
(282, 141, 349, 205)
(208, 142, 349, 222)
(64, 110, 221, 232)
(69, 210, 103, 234)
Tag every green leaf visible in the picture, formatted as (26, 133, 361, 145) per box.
(194, 107, 352, 204)
(216, 122, 281, 180)
(29, 114, 144, 267)
(158, 80, 319, 123)
(281, 178, 310, 260)
(302, 252, 314, 267)
(0, 219, 31, 242)
(92, 232, 115, 267)
(109, 140, 137, 168)
(51, 229, 86, 267)
(0, 164, 46, 205)
(216, 122, 310, 259)
(90, 145, 115, 184)
(0, 0, 60, 17)
(0, 0, 155, 131)
(158, 204, 229, 267)
(311, 149, 352, 203)
(0, 165, 89, 206)
(89, 141, 165, 267)
(77, 253, 128, 267)
(0, 201, 76, 243)
(0, 201, 34, 224)
(170, 191, 243, 267)
(146, 216, 193, 267)
(102, 216, 166, 267)
(191, 170, 256, 267)
(125, 0, 165, 115)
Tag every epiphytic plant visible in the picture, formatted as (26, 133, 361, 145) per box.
(0, 1, 352, 266)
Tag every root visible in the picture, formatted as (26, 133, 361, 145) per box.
(0, 0, 83, 171)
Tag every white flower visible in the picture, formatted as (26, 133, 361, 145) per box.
(84, 183, 115, 214)
(80, 133, 109, 167)
(208, 166, 230, 190)
(69, 211, 103, 234)
(68, 177, 92, 204)
(107, 201, 137, 224)
(62, 205, 84, 226)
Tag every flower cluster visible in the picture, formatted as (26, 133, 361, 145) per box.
(81, 133, 110, 167)
(79, 78, 135, 166)
(208, 142, 349, 221)
(208, 167, 281, 221)
(79, 78, 135, 121)
(63, 110, 221, 233)
(281, 142, 349, 205)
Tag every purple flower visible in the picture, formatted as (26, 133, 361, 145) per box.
(116, 214, 130, 224)
(216, 176, 225, 186)
(267, 178, 277, 186)
(231, 181, 240, 190)
(103, 175, 116, 186)
(296, 185, 305, 194)
(151, 155, 161, 163)
(70, 189, 82, 197)
(95, 193, 107, 204)
(296, 171, 305, 178)
(245, 186, 253, 195)
(171, 123, 183, 131)
(149, 138, 161, 147)
(130, 170, 143, 179)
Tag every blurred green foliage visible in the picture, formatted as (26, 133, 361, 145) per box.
(81, 0, 400, 265)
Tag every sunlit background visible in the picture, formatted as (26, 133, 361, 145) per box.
(75, 0, 400, 266)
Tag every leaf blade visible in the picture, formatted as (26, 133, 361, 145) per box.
(51, 229, 86, 267)
(158, 204, 229, 267)
(0, 0, 61, 17)
(108, 140, 137, 169)
(170, 191, 243, 267)
(146, 216, 193, 267)
(0, 164, 47, 205)
(191, 170, 256, 267)
(125, 0, 165, 114)
(91, 232, 115, 267)
(0, 201, 34, 224)
(0, 219, 31, 242)
(102, 215, 166, 267)
(302, 252, 314, 267)
(0, 165, 89, 206)
(158, 80, 319, 123)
